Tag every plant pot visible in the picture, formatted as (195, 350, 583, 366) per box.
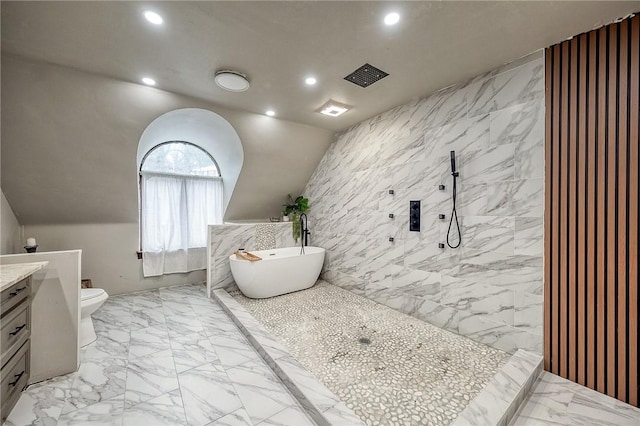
(282, 215, 290, 222)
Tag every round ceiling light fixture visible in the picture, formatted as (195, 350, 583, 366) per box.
(265, 110, 275, 117)
(144, 11, 164, 25)
(384, 12, 400, 26)
(141, 77, 156, 86)
(305, 76, 317, 86)
(214, 70, 250, 92)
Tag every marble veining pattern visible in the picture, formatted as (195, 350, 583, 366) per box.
(4, 284, 312, 426)
(304, 52, 545, 354)
(452, 349, 543, 426)
(232, 282, 510, 425)
(511, 371, 640, 426)
(207, 223, 296, 295)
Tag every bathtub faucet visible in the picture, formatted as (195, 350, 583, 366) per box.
(300, 213, 310, 254)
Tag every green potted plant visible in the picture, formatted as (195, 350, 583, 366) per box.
(282, 194, 309, 242)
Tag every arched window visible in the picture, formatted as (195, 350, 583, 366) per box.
(140, 141, 223, 277)
(141, 141, 220, 177)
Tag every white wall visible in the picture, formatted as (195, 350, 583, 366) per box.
(1, 190, 22, 254)
(21, 223, 205, 295)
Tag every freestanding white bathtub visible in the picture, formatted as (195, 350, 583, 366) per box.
(229, 246, 325, 298)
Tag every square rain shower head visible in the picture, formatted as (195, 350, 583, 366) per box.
(344, 63, 389, 88)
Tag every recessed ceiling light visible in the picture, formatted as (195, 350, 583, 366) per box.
(144, 11, 164, 25)
(141, 77, 156, 86)
(318, 100, 351, 117)
(305, 77, 317, 86)
(214, 70, 250, 92)
(384, 12, 400, 26)
(265, 110, 275, 117)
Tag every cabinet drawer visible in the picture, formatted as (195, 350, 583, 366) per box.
(1, 279, 30, 314)
(0, 300, 30, 368)
(0, 340, 30, 422)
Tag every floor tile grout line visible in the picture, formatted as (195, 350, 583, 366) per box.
(160, 295, 190, 426)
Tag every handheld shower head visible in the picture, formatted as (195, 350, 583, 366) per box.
(447, 150, 461, 248)
(450, 150, 457, 174)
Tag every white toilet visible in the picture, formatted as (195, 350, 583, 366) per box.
(80, 288, 109, 347)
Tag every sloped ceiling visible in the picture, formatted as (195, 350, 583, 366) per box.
(2, 1, 639, 225)
(1, 54, 334, 224)
(2, 1, 638, 131)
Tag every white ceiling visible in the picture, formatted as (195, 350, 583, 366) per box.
(2, 1, 639, 131)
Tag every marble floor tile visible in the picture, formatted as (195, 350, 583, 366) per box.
(22, 282, 638, 426)
(226, 360, 299, 424)
(199, 311, 239, 335)
(511, 372, 640, 426)
(128, 291, 163, 312)
(165, 313, 205, 338)
(122, 390, 187, 426)
(130, 307, 166, 330)
(6, 284, 309, 426)
(178, 363, 243, 426)
(57, 395, 125, 426)
(510, 393, 570, 425)
(170, 332, 220, 373)
(100, 296, 132, 311)
(258, 405, 314, 426)
(125, 349, 179, 406)
(209, 331, 263, 368)
(4, 373, 75, 426)
(128, 325, 171, 359)
(92, 306, 132, 329)
(566, 392, 640, 426)
(89, 325, 131, 360)
(162, 300, 195, 316)
(208, 408, 252, 426)
(62, 357, 127, 414)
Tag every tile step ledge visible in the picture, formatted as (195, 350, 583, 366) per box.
(213, 289, 365, 426)
(452, 349, 543, 426)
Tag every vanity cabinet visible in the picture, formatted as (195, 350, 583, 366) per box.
(1, 277, 32, 422)
(0, 262, 45, 423)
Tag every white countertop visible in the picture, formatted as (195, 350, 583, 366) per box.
(0, 261, 49, 292)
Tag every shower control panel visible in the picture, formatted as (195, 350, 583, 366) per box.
(409, 200, 420, 232)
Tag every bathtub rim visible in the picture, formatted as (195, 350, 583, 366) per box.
(228, 246, 325, 262)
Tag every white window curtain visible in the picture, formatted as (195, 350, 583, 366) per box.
(141, 172, 223, 277)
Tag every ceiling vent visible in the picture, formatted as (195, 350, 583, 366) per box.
(318, 100, 351, 117)
(344, 63, 389, 88)
(214, 70, 250, 92)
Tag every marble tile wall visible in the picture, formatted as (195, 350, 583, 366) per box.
(304, 51, 545, 354)
(207, 223, 297, 294)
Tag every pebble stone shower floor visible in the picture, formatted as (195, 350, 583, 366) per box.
(232, 281, 510, 426)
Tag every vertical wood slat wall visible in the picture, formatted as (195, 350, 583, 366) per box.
(544, 14, 639, 407)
